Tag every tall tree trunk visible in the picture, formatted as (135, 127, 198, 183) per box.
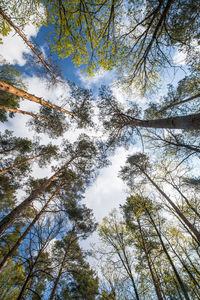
(0, 105, 48, 121)
(146, 210, 190, 300)
(0, 7, 56, 80)
(169, 181, 200, 219)
(126, 113, 200, 130)
(0, 81, 77, 118)
(16, 266, 33, 300)
(0, 184, 62, 272)
(140, 168, 200, 244)
(0, 153, 43, 175)
(49, 232, 76, 300)
(121, 251, 140, 300)
(17, 247, 43, 300)
(159, 93, 200, 113)
(137, 218, 163, 300)
(48, 248, 69, 300)
(164, 234, 200, 291)
(0, 155, 77, 234)
(116, 245, 140, 300)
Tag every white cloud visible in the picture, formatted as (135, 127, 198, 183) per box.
(84, 146, 139, 222)
(0, 23, 39, 66)
(77, 68, 116, 89)
(173, 49, 187, 66)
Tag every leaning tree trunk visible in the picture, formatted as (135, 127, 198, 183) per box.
(140, 168, 200, 244)
(165, 234, 200, 291)
(0, 153, 43, 175)
(146, 210, 190, 300)
(16, 266, 34, 300)
(0, 184, 62, 272)
(0, 105, 48, 121)
(16, 247, 43, 300)
(126, 113, 200, 130)
(137, 218, 164, 300)
(159, 93, 200, 113)
(48, 250, 68, 300)
(0, 7, 56, 80)
(117, 244, 140, 300)
(49, 233, 76, 300)
(0, 81, 77, 118)
(0, 154, 78, 235)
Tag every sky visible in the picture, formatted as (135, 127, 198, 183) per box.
(0, 16, 190, 253)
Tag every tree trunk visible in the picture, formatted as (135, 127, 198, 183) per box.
(127, 113, 200, 130)
(164, 234, 200, 291)
(0, 7, 56, 80)
(0, 81, 77, 118)
(0, 153, 43, 175)
(116, 245, 140, 300)
(140, 168, 200, 244)
(159, 93, 200, 113)
(152, 133, 200, 154)
(169, 182, 200, 219)
(0, 155, 77, 235)
(137, 218, 163, 300)
(0, 105, 48, 121)
(48, 250, 68, 300)
(16, 267, 33, 300)
(0, 184, 62, 272)
(146, 210, 190, 300)
(16, 247, 43, 300)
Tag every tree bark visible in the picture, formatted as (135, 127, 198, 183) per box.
(16, 267, 33, 300)
(0, 184, 62, 272)
(0, 155, 77, 235)
(48, 250, 68, 300)
(127, 113, 200, 130)
(137, 218, 163, 300)
(0, 153, 43, 175)
(0, 105, 48, 121)
(0, 81, 77, 118)
(140, 168, 200, 244)
(164, 234, 200, 291)
(159, 93, 200, 113)
(0, 7, 56, 80)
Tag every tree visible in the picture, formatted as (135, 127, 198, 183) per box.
(0, 130, 32, 155)
(98, 210, 140, 300)
(42, 0, 199, 91)
(49, 199, 97, 299)
(0, 168, 92, 272)
(0, 134, 100, 234)
(120, 153, 200, 244)
(98, 86, 200, 149)
(15, 217, 60, 299)
(0, 62, 25, 122)
(0, 142, 58, 175)
(0, 7, 57, 81)
(122, 195, 191, 299)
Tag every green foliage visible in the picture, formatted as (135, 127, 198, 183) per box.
(0, 261, 25, 300)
